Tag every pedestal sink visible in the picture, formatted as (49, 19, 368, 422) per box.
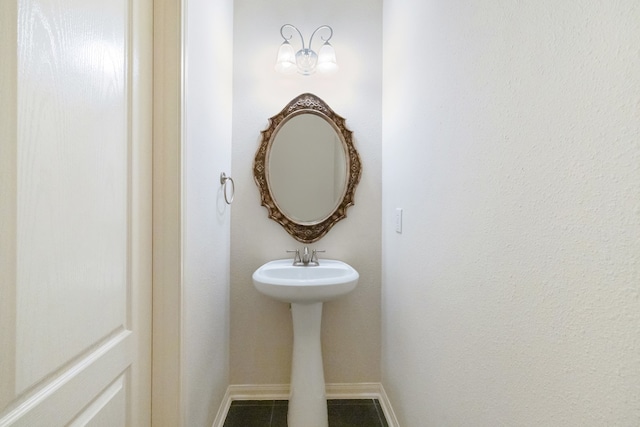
(252, 259, 359, 427)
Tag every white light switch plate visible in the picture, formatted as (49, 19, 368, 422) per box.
(395, 208, 403, 233)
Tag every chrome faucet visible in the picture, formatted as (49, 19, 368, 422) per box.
(302, 247, 312, 264)
(287, 247, 325, 266)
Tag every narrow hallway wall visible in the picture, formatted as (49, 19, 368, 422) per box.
(382, 1, 640, 425)
(183, 0, 233, 425)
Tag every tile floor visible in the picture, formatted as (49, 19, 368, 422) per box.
(223, 399, 389, 427)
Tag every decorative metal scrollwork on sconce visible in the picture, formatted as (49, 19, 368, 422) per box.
(275, 24, 338, 76)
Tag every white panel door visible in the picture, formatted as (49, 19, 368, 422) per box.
(0, 0, 152, 425)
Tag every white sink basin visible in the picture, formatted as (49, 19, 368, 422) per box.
(252, 259, 359, 303)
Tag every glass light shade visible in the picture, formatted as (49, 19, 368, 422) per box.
(316, 42, 338, 74)
(275, 41, 297, 74)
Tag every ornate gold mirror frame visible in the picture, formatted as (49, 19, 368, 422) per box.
(253, 93, 362, 243)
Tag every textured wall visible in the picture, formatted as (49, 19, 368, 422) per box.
(231, 0, 382, 385)
(382, 0, 640, 425)
(183, 0, 233, 425)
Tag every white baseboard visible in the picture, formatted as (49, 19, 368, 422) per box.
(212, 383, 399, 427)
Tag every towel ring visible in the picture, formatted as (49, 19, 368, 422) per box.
(220, 172, 235, 205)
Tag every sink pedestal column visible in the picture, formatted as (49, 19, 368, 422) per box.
(288, 302, 328, 427)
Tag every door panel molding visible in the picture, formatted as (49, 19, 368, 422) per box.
(68, 375, 127, 426)
(0, 331, 132, 426)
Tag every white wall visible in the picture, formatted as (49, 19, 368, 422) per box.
(382, 1, 640, 425)
(183, 0, 233, 425)
(231, 0, 382, 385)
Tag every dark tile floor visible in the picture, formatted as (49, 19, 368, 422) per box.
(223, 399, 389, 427)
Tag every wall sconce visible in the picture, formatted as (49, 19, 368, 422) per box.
(275, 24, 338, 76)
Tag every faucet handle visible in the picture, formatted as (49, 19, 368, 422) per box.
(310, 249, 325, 264)
(286, 249, 302, 265)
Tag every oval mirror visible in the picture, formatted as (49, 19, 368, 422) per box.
(254, 93, 362, 243)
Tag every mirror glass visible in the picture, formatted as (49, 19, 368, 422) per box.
(269, 113, 347, 223)
(254, 93, 361, 243)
